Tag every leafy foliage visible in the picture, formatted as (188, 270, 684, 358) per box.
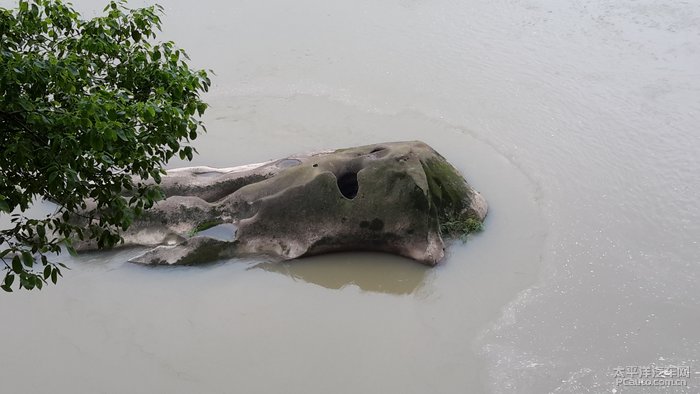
(0, 0, 211, 291)
(439, 213, 483, 241)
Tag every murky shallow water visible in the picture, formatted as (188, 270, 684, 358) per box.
(1, 0, 699, 393)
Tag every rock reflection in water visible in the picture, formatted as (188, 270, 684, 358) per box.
(253, 252, 430, 295)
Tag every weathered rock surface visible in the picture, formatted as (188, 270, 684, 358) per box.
(78, 141, 487, 266)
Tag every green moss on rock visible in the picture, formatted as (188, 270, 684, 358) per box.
(419, 157, 484, 239)
(421, 158, 470, 214)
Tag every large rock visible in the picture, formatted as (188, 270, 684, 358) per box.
(79, 141, 487, 265)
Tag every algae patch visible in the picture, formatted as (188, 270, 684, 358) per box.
(420, 157, 483, 240)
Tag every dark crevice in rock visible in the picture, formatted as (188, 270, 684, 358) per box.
(166, 173, 272, 203)
(369, 147, 389, 157)
(336, 171, 359, 199)
(206, 174, 271, 202)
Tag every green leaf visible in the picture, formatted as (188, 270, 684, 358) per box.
(12, 256, 22, 274)
(66, 244, 78, 257)
(21, 251, 33, 268)
(116, 129, 128, 141)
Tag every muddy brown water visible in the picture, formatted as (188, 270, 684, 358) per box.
(1, 0, 698, 393)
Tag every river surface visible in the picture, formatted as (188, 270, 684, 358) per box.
(1, 0, 699, 393)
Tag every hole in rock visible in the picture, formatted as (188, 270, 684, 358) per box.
(194, 223, 237, 242)
(277, 159, 302, 168)
(337, 171, 359, 199)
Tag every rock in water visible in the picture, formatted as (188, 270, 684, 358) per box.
(80, 141, 487, 265)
